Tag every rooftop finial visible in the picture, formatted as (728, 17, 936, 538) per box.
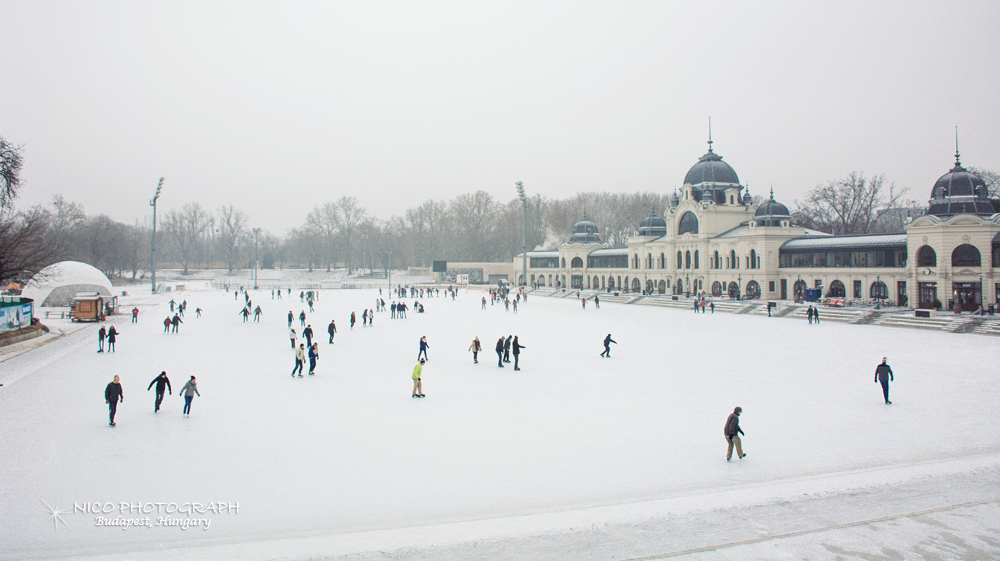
(770, 185, 774, 201)
(954, 125, 961, 167)
(707, 117, 713, 153)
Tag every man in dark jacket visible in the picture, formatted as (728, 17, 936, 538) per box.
(495, 336, 505, 368)
(503, 336, 512, 363)
(105, 375, 123, 426)
(98, 326, 106, 352)
(147, 371, 172, 412)
(724, 406, 746, 461)
(875, 357, 894, 404)
(512, 336, 525, 371)
(328, 320, 336, 343)
(601, 334, 617, 357)
(303, 325, 314, 347)
(171, 314, 182, 333)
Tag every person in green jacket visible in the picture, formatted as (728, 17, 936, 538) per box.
(411, 358, 425, 398)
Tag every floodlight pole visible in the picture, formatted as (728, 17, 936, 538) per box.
(149, 178, 164, 294)
(516, 182, 528, 287)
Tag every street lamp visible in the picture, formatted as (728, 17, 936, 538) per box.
(361, 235, 368, 275)
(149, 178, 164, 294)
(252, 228, 261, 290)
(386, 227, 393, 292)
(516, 182, 528, 287)
(738, 274, 742, 300)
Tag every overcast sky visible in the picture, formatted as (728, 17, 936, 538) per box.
(2, 1, 998, 234)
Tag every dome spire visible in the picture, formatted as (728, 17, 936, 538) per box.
(707, 117, 714, 153)
(954, 125, 962, 169)
(770, 185, 774, 201)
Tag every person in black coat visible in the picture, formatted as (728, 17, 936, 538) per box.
(106, 326, 118, 352)
(171, 314, 182, 333)
(303, 325, 314, 347)
(98, 326, 106, 352)
(874, 357, 894, 404)
(147, 371, 171, 412)
(105, 375, 123, 426)
(328, 320, 336, 343)
(495, 336, 505, 368)
(600, 334, 616, 357)
(503, 336, 512, 363)
(724, 406, 746, 460)
(512, 336, 525, 371)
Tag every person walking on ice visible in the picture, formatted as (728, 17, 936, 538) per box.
(417, 336, 430, 361)
(600, 334, 617, 357)
(292, 344, 306, 377)
(98, 326, 106, 352)
(147, 371, 171, 412)
(180, 376, 200, 416)
(725, 406, 746, 460)
(495, 336, 505, 367)
(469, 336, 481, 363)
(411, 358, 425, 398)
(105, 375, 123, 426)
(254, 305, 262, 322)
(106, 325, 118, 352)
(299, 310, 307, 327)
(171, 313, 182, 333)
(308, 343, 319, 375)
(512, 336, 525, 370)
(289, 328, 297, 349)
(875, 357, 894, 404)
(287, 311, 293, 328)
(328, 320, 336, 343)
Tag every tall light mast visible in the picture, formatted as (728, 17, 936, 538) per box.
(150, 178, 164, 294)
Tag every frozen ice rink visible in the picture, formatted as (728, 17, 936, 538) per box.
(2, 283, 999, 560)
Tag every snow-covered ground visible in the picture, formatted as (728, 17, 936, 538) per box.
(1, 281, 998, 560)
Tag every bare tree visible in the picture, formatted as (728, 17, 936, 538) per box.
(334, 196, 367, 272)
(0, 208, 63, 286)
(305, 202, 339, 271)
(164, 203, 213, 274)
(0, 135, 24, 212)
(792, 172, 908, 235)
(217, 204, 249, 273)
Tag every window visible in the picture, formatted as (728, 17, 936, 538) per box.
(570, 257, 583, 268)
(678, 212, 699, 235)
(714, 251, 720, 269)
(685, 251, 691, 269)
(768, 281, 775, 293)
(853, 280, 862, 298)
(749, 249, 757, 269)
(712, 281, 722, 296)
(730, 250, 736, 270)
(694, 250, 699, 269)
(677, 251, 682, 269)
(952, 244, 981, 267)
(829, 280, 846, 297)
(916, 246, 936, 267)
(745, 281, 761, 299)
(870, 281, 888, 299)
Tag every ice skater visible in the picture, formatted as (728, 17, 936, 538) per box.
(132, 307, 139, 323)
(417, 336, 429, 361)
(411, 358, 425, 397)
(292, 344, 306, 377)
(240, 306, 250, 322)
(98, 326, 106, 352)
(874, 357, 894, 404)
(724, 406, 746, 460)
(171, 314, 182, 333)
(106, 325, 118, 352)
(180, 376, 200, 416)
(308, 343, 319, 375)
(495, 336, 505, 367)
(147, 371, 171, 412)
(503, 335, 512, 363)
(105, 375, 123, 426)
(289, 327, 297, 349)
(303, 324, 314, 347)
(600, 334, 616, 357)
(362, 309, 368, 327)
(299, 310, 307, 327)
(328, 320, 336, 343)
(469, 336, 481, 363)
(594, 295, 599, 308)
(287, 310, 293, 328)
(512, 336, 525, 371)
(254, 305, 262, 322)
(350, 312, 356, 329)
(163, 316, 171, 333)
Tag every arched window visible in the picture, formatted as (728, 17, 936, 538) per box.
(870, 281, 888, 299)
(677, 251, 682, 269)
(750, 249, 757, 269)
(829, 280, 846, 297)
(660, 253, 665, 269)
(745, 281, 761, 299)
(685, 251, 691, 269)
(730, 250, 736, 270)
(678, 212, 699, 235)
(538, 275, 546, 287)
(952, 244, 981, 267)
(607, 276, 614, 289)
(728, 282, 739, 298)
(645, 279, 653, 293)
(917, 245, 936, 267)
(714, 250, 720, 269)
(570, 256, 583, 268)
(676, 279, 683, 294)
(647, 254, 653, 268)
(793, 279, 807, 297)
(712, 281, 722, 296)
(694, 250, 699, 269)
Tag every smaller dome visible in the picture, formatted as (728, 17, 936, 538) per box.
(638, 211, 667, 237)
(754, 190, 791, 226)
(568, 213, 602, 244)
(21, 261, 114, 307)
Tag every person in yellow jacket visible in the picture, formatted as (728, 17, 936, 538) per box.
(411, 358, 425, 398)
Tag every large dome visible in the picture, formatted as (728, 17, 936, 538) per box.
(684, 140, 740, 187)
(21, 261, 113, 307)
(927, 152, 993, 216)
(568, 213, 602, 244)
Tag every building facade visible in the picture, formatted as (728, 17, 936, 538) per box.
(515, 141, 999, 310)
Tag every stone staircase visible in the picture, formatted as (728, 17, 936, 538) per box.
(873, 313, 963, 332)
(972, 318, 1000, 336)
(784, 306, 866, 323)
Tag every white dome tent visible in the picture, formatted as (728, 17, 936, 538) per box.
(21, 261, 113, 307)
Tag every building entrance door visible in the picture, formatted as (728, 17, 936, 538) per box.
(780, 279, 787, 300)
(918, 282, 937, 309)
(953, 282, 981, 310)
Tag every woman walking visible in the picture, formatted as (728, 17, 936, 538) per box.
(468, 336, 481, 363)
(180, 376, 200, 417)
(308, 343, 319, 375)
